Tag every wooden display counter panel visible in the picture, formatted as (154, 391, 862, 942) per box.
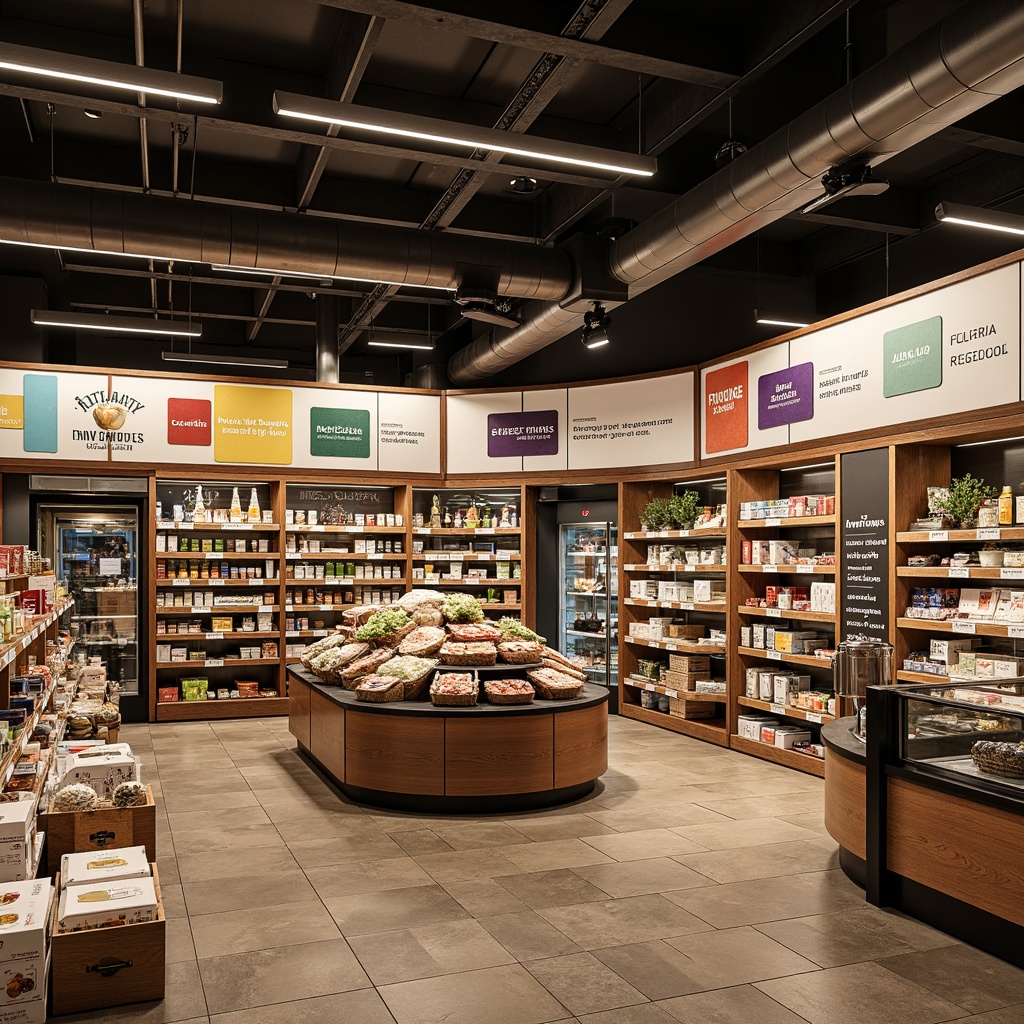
(157, 696, 289, 721)
(729, 733, 825, 777)
(619, 702, 728, 746)
(896, 670, 951, 684)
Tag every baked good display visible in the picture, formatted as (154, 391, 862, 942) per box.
(398, 626, 446, 657)
(112, 781, 148, 807)
(484, 679, 535, 705)
(430, 673, 478, 706)
(353, 608, 414, 646)
(526, 667, 584, 699)
(439, 641, 498, 666)
(299, 632, 349, 667)
(971, 740, 1024, 777)
(354, 675, 405, 702)
(308, 642, 371, 682)
(496, 617, 545, 644)
(497, 640, 543, 664)
(52, 784, 100, 812)
(377, 654, 440, 699)
(446, 621, 503, 643)
(339, 646, 397, 687)
(540, 647, 587, 680)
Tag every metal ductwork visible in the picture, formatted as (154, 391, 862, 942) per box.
(448, 0, 1024, 383)
(0, 177, 573, 301)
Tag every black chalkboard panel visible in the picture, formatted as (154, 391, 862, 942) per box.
(840, 448, 890, 642)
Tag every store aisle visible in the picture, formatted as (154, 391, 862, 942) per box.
(58, 717, 1024, 1024)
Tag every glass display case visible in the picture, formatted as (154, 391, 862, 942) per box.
(900, 680, 1024, 792)
(559, 522, 618, 688)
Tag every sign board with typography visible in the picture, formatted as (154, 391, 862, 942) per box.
(840, 448, 890, 643)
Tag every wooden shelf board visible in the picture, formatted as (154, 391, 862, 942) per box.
(157, 523, 279, 532)
(737, 564, 836, 575)
(896, 617, 1022, 639)
(623, 565, 726, 574)
(736, 646, 834, 669)
(737, 606, 836, 623)
(156, 579, 281, 587)
(623, 528, 727, 540)
(156, 605, 279, 614)
(728, 734, 825, 777)
(285, 553, 406, 561)
(736, 696, 833, 724)
(412, 554, 521, 562)
(157, 658, 279, 668)
(161, 551, 276, 559)
(738, 514, 836, 529)
(619, 703, 728, 745)
(623, 677, 727, 701)
(896, 670, 952, 684)
(157, 631, 278, 640)
(625, 598, 726, 613)
(413, 528, 520, 536)
(897, 566, 1024, 579)
(288, 525, 405, 534)
(624, 637, 725, 653)
(898, 527, 1024, 543)
(156, 696, 289, 721)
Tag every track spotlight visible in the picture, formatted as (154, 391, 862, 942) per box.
(801, 162, 888, 214)
(581, 303, 611, 349)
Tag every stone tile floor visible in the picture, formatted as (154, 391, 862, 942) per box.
(57, 715, 1024, 1024)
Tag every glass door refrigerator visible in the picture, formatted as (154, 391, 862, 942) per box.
(559, 522, 617, 694)
(37, 505, 140, 702)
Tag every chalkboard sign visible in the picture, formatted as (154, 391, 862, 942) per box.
(840, 448, 890, 642)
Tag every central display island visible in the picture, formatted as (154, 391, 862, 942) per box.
(287, 668, 609, 811)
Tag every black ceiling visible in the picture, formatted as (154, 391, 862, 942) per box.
(1, 0, 1023, 388)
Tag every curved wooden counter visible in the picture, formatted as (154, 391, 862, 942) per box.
(287, 668, 609, 811)
(821, 717, 867, 869)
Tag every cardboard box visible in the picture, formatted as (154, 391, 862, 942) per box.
(929, 638, 977, 664)
(668, 696, 717, 719)
(693, 579, 725, 603)
(58, 875, 158, 932)
(61, 751, 138, 802)
(0, 879, 51, 1024)
(50, 865, 164, 1015)
(767, 540, 798, 565)
(60, 846, 151, 890)
(773, 673, 811, 705)
(0, 802, 35, 883)
(39, 786, 156, 876)
(775, 727, 813, 749)
(668, 654, 710, 673)
(774, 630, 820, 653)
(810, 582, 836, 614)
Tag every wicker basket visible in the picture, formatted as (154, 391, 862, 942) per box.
(971, 740, 1024, 778)
(497, 641, 543, 664)
(447, 622, 503, 642)
(354, 675, 405, 702)
(402, 669, 435, 701)
(484, 680, 535, 705)
(430, 672, 478, 706)
(398, 626, 446, 657)
(340, 646, 395, 686)
(526, 668, 584, 700)
(439, 642, 498, 666)
(541, 658, 587, 682)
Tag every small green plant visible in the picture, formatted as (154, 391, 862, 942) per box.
(936, 473, 996, 527)
(641, 496, 671, 531)
(668, 490, 702, 529)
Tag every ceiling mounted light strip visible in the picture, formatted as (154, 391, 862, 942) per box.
(31, 309, 202, 337)
(754, 309, 810, 329)
(367, 336, 435, 351)
(934, 201, 1024, 236)
(209, 264, 453, 292)
(0, 42, 223, 104)
(273, 91, 656, 178)
(161, 351, 287, 369)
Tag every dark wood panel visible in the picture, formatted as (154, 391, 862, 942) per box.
(158, 696, 289, 721)
(288, 681, 311, 747)
(346, 712, 444, 796)
(824, 749, 866, 859)
(554, 703, 608, 788)
(445, 715, 553, 796)
(309, 689, 344, 781)
(887, 778, 1024, 927)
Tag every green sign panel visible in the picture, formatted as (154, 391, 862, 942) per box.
(883, 316, 942, 398)
(310, 407, 371, 459)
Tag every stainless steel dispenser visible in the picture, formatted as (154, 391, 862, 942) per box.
(834, 638, 893, 741)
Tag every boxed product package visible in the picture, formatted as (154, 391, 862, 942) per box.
(773, 673, 811, 705)
(758, 669, 776, 701)
(60, 749, 139, 801)
(745, 667, 759, 698)
(737, 714, 776, 740)
(60, 846, 151, 890)
(693, 579, 726, 603)
(0, 878, 51, 1023)
(774, 726, 813, 749)
(767, 540, 798, 565)
(774, 630, 821, 653)
(58, 875, 158, 931)
(668, 696, 717, 719)
(181, 678, 208, 701)
(0, 802, 36, 883)
(929, 638, 978, 664)
(810, 582, 836, 614)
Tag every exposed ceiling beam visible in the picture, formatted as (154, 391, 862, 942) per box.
(70, 301, 315, 329)
(938, 125, 1024, 159)
(309, 0, 739, 87)
(248, 278, 282, 342)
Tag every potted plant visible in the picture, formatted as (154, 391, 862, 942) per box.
(640, 496, 671, 531)
(936, 473, 996, 527)
(668, 490, 702, 530)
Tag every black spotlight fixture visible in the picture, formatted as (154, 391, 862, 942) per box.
(581, 302, 611, 349)
(801, 161, 888, 214)
(509, 176, 537, 194)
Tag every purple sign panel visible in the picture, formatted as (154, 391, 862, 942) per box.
(758, 362, 814, 430)
(487, 410, 559, 457)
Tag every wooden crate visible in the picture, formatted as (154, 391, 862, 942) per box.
(669, 696, 718, 719)
(39, 786, 156, 876)
(49, 864, 165, 1016)
(667, 654, 710, 672)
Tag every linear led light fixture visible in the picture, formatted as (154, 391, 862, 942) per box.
(161, 351, 288, 369)
(0, 42, 223, 104)
(273, 91, 657, 178)
(0, 237, 178, 261)
(31, 309, 202, 337)
(956, 435, 1024, 448)
(754, 308, 810, 329)
(210, 263, 452, 293)
(934, 201, 1024, 237)
(367, 336, 435, 351)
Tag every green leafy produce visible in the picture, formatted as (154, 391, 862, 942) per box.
(354, 607, 412, 641)
(378, 655, 438, 681)
(497, 617, 546, 644)
(443, 593, 485, 623)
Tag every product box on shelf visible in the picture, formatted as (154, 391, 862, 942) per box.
(929, 638, 977, 664)
(0, 802, 36, 883)
(60, 845, 151, 889)
(737, 714, 777, 740)
(668, 696, 717, 720)
(767, 541, 798, 565)
(39, 785, 156, 875)
(646, 617, 674, 639)
(773, 726, 813, 749)
(49, 865, 164, 1016)
(0, 878, 51, 1024)
(60, 750, 138, 801)
(628, 622, 651, 639)
(773, 673, 811, 705)
(810, 582, 836, 614)
(693, 579, 725, 603)
(758, 669, 776, 701)
(668, 654, 710, 673)
(58, 875, 158, 932)
(774, 631, 821, 653)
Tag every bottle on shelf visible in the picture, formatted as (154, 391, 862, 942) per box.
(230, 487, 243, 523)
(247, 488, 261, 523)
(193, 485, 206, 524)
(999, 485, 1013, 525)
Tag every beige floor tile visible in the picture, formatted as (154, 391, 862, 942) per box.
(584, 806, 732, 832)
(256, 791, 356, 821)
(688, 777, 824, 799)
(670, 817, 826, 850)
(538, 894, 713, 950)
(877, 944, 1024, 1014)
(166, 824, 285, 852)
(573, 857, 716, 898)
(658, 983, 809, 1023)
(157, 854, 182, 886)
(270, 811, 378, 843)
(580, 829, 709, 862)
(929, 1007, 1024, 1023)
(286, 831, 405, 868)
(304, 856, 434, 898)
(162, 882, 188, 920)
(325, 883, 471, 936)
(664, 870, 865, 928)
(525, 952, 648, 1015)
(379, 963, 571, 1024)
(431, 821, 533, 850)
(163, 790, 263, 813)
(199, 938, 371, 1014)
(480, 910, 584, 961)
(777, 810, 831, 835)
(349, 918, 516, 985)
(183, 869, 317, 917)
(756, 907, 959, 967)
(505, 814, 617, 842)
(168, 806, 272, 832)
(691, 793, 824, 820)
(416, 846, 523, 883)
(176, 845, 297, 882)
(577, 1004, 680, 1024)
(754, 961, 968, 1024)
(442, 878, 530, 918)
(190, 901, 340, 959)
(673, 837, 840, 884)
(392, 829, 457, 857)
(497, 868, 610, 909)
(206, 988, 397, 1024)
(500, 839, 617, 872)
